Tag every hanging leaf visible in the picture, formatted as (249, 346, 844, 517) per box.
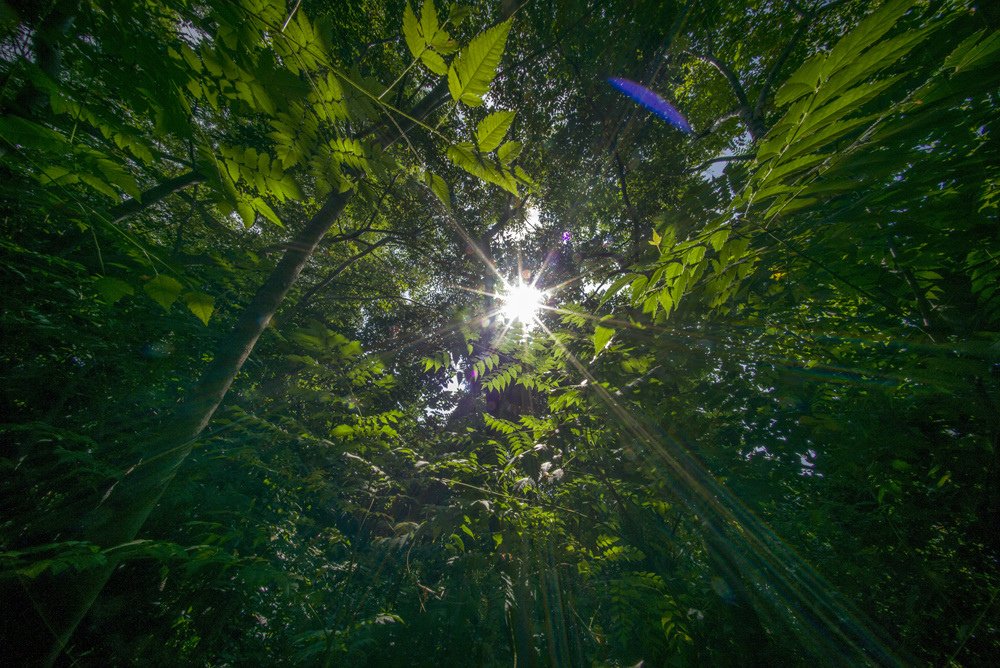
(253, 197, 284, 227)
(183, 291, 215, 325)
(420, 50, 448, 75)
(448, 4, 472, 26)
(236, 199, 256, 227)
(95, 277, 134, 304)
(447, 142, 518, 194)
(497, 140, 522, 165)
(594, 322, 615, 356)
(420, 0, 440, 42)
(143, 275, 183, 312)
(425, 171, 451, 209)
(402, 3, 424, 60)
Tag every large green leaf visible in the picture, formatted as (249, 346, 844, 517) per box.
(476, 111, 515, 152)
(447, 20, 512, 107)
(447, 141, 518, 194)
(824, 0, 914, 75)
(143, 275, 184, 312)
(419, 0, 440, 42)
(402, 3, 424, 59)
(183, 291, 215, 325)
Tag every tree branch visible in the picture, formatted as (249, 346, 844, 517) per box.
(687, 50, 751, 112)
(687, 49, 766, 139)
(292, 235, 394, 312)
(108, 170, 204, 224)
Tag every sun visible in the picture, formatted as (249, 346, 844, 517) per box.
(500, 281, 545, 329)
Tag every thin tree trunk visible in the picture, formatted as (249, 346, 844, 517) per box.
(26, 78, 452, 665)
(28, 188, 352, 667)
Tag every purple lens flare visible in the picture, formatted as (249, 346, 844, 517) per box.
(608, 77, 693, 134)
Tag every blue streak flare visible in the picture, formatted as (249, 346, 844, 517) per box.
(608, 77, 693, 134)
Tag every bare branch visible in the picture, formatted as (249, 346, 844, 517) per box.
(686, 50, 751, 112)
(293, 236, 393, 311)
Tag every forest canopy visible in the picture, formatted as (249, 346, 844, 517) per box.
(1, 0, 998, 665)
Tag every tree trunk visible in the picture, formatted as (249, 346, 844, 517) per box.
(20, 189, 352, 666)
(21, 76, 452, 665)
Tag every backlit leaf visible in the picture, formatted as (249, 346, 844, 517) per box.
(183, 291, 215, 325)
(143, 275, 183, 312)
(476, 111, 515, 152)
(447, 20, 511, 107)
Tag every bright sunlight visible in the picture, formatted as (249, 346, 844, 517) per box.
(499, 281, 545, 329)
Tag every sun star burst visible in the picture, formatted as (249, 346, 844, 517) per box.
(500, 282, 545, 329)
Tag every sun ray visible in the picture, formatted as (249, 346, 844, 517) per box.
(532, 317, 902, 664)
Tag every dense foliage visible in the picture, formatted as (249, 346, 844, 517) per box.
(1, 0, 998, 665)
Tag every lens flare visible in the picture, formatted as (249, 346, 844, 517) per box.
(500, 282, 545, 329)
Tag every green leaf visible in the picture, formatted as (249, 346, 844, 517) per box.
(225, 159, 241, 183)
(600, 274, 636, 306)
(448, 4, 472, 26)
(236, 199, 256, 228)
(143, 275, 183, 312)
(808, 77, 902, 134)
(709, 229, 730, 252)
(447, 142, 518, 194)
(447, 20, 512, 106)
(594, 322, 615, 355)
(332, 424, 354, 438)
(96, 159, 140, 199)
(657, 289, 673, 314)
(18, 560, 52, 579)
(38, 165, 78, 186)
(253, 197, 284, 227)
(774, 53, 826, 107)
(80, 174, 118, 199)
(476, 111, 515, 152)
(95, 276, 134, 304)
(824, 0, 914, 76)
(683, 245, 706, 266)
(183, 291, 215, 325)
(815, 31, 927, 110)
(420, 0, 440, 42)
(945, 30, 1000, 73)
(420, 49, 448, 75)
(0, 115, 67, 150)
(497, 140, 522, 165)
(662, 262, 683, 280)
(425, 171, 451, 209)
